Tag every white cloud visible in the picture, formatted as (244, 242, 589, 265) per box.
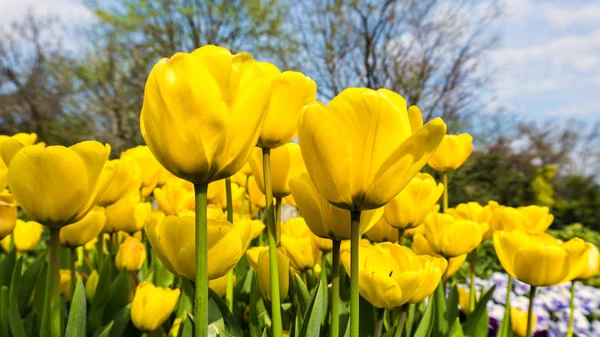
(543, 4, 600, 28)
(545, 99, 600, 118)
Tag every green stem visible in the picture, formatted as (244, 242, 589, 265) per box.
(442, 172, 448, 212)
(397, 229, 404, 246)
(469, 250, 477, 313)
(331, 239, 341, 337)
(194, 183, 209, 337)
(526, 286, 536, 337)
(49, 229, 61, 337)
(373, 308, 385, 337)
(275, 197, 282, 246)
(70, 247, 77, 300)
(394, 305, 408, 337)
(505, 276, 512, 307)
(262, 148, 283, 337)
(350, 211, 361, 337)
(225, 178, 235, 312)
(567, 281, 576, 337)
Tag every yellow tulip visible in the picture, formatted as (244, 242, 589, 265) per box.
(121, 146, 165, 197)
(84, 234, 108, 251)
(256, 64, 316, 149)
(577, 243, 600, 280)
(422, 213, 483, 258)
(140, 45, 272, 185)
(131, 282, 180, 331)
(98, 158, 141, 206)
(1, 141, 113, 228)
(365, 217, 400, 243)
(284, 194, 296, 208)
(289, 172, 383, 241)
(458, 288, 471, 315)
(298, 88, 446, 211)
(209, 274, 237, 297)
(383, 173, 443, 230)
(207, 179, 245, 208)
(0, 190, 17, 240)
(249, 143, 306, 199)
(104, 193, 152, 233)
(146, 214, 252, 280)
(340, 240, 446, 309)
(1, 219, 43, 252)
(0, 134, 38, 191)
(0, 133, 38, 147)
(512, 307, 536, 337)
(412, 234, 467, 278)
(86, 270, 99, 301)
(404, 224, 425, 239)
(427, 133, 473, 172)
(60, 206, 106, 248)
(247, 175, 267, 209)
(491, 205, 553, 233)
(493, 230, 588, 286)
(446, 202, 494, 240)
(115, 236, 146, 271)
(246, 246, 290, 302)
(153, 178, 195, 216)
(280, 217, 323, 270)
(60, 269, 72, 301)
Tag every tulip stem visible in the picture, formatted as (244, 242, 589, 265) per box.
(45, 228, 61, 337)
(194, 183, 209, 337)
(262, 148, 283, 337)
(331, 239, 341, 337)
(442, 172, 448, 212)
(526, 286, 536, 337)
(469, 250, 477, 313)
(70, 247, 77, 299)
(567, 281, 576, 337)
(275, 197, 282, 246)
(395, 305, 408, 337)
(373, 308, 385, 337)
(225, 178, 235, 312)
(397, 229, 404, 246)
(350, 210, 361, 337)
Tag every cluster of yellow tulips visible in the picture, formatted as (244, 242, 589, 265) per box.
(0, 45, 598, 337)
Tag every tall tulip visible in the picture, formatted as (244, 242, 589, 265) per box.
(446, 201, 493, 310)
(382, 173, 443, 234)
(491, 205, 553, 233)
(140, 45, 272, 336)
(246, 246, 290, 303)
(1, 140, 112, 337)
(298, 88, 446, 337)
(494, 230, 588, 337)
(421, 212, 484, 258)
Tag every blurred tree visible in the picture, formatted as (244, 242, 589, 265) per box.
(290, 0, 500, 128)
(531, 165, 557, 208)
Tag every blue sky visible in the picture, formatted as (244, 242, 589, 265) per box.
(1, 0, 599, 122)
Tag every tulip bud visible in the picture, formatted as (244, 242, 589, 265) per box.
(458, 288, 472, 315)
(246, 246, 289, 302)
(1, 219, 43, 252)
(86, 270, 99, 301)
(209, 274, 236, 297)
(131, 282, 180, 331)
(422, 213, 483, 258)
(0, 190, 17, 240)
(511, 307, 536, 337)
(427, 133, 473, 172)
(60, 269, 72, 301)
(115, 236, 146, 271)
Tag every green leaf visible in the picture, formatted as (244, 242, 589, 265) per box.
(248, 273, 263, 337)
(88, 256, 113, 334)
(176, 279, 194, 320)
(298, 279, 324, 337)
(33, 264, 48, 316)
(358, 295, 375, 337)
(0, 286, 9, 337)
(103, 268, 131, 321)
(447, 318, 465, 337)
(208, 288, 243, 337)
(294, 273, 310, 313)
(413, 296, 435, 337)
(446, 285, 459, 326)
(496, 303, 513, 337)
(462, 285, 495, 336)
(65, 279, 87, 337)
(433, 283, 449, 335)
(0, 249, 16, 287)
(18, 252, 46, 316)
(92, 321, 114, 337)
(108, 304, 131, 337)
(8, 257, 27, 337)
(178, 316, 194, 337)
